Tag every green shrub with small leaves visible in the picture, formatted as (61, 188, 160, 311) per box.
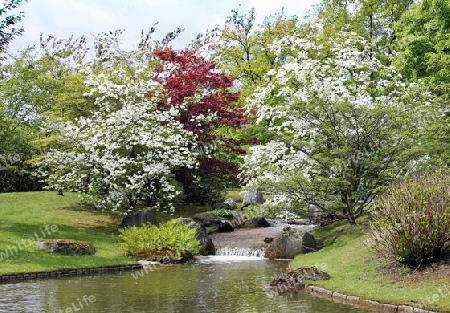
(210, 209, 234, 218)
(118, 221, 201, 261)
(369, 168, 450, 267)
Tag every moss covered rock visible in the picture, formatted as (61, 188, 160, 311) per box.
(37, 239, 96, 256)
(268, 266, 331, 291)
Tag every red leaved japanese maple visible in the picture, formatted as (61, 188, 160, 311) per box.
(154, 48, 250, 202)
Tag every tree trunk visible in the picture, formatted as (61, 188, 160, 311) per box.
(347, 214, 356, 225)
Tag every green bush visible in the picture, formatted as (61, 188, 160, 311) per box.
(210, 209, 234, 218)
(118, 221, 201, 261)
(0, 166, 43, 192)
(369, 168, 450, 267)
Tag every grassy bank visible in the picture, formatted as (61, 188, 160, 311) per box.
(0, 190, 241, 275)
(0, 191, 137, 275)
(290, 218, 450, 312)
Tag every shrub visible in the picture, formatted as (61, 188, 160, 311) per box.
(118, 221, 201, 261)
(241, 205, 266, 219)
(0, 166, 43, 192)
(369, 168, 450, 267)
(210, 209, 234, 218)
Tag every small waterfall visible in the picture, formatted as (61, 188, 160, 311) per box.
(215, 247, 266, 258)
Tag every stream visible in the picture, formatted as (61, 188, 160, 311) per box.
(0, 256, 374, 313)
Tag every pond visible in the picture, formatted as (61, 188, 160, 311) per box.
(0, 256, 374, 313)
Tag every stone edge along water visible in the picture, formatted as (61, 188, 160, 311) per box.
(305, 285, 437, 313)
(0, 264, 143, 283)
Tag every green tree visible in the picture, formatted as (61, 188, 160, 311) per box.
(0, 35, 92, 191)
(240, 26, 431, 224)
(319, 0, 414, 61)
(0, 0, 26, 52)
(393, 0, 450, 163)
(0, 39, 93, 163)
(194, 7, 305, 103)
(0, 84, 40, 191)
(394, 0, 450, 92)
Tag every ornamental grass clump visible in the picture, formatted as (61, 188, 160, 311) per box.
(118, 221, 201, 261)
(369, 168, 450, 267)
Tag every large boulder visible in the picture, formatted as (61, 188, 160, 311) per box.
(265, 226, 317, 259)
(175, 218, 215, 256)
(192, 212, 221, 227)
(120, 208, 158, 228)
(242, 216, 271, 228)
(242, 189, 265, 207)
(192, 212, 234, 232)
(193, 210, 270, 232)
(232, 211, 271, 228)
(37, 239, 96, 256)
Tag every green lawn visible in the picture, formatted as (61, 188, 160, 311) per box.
(0, 191, 136, 275)
(290, 218, 450, 312)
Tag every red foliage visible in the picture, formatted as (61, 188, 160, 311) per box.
(154, 48, 250, 178)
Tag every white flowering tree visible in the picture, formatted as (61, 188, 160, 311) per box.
(43, 31, 198, 213)
(240, 24, 430, 224)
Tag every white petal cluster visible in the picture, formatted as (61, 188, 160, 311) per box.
(43, 32, 198, 212)
(240, 22, 427, 210)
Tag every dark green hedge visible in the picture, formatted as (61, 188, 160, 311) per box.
(0, 166, 43, 192)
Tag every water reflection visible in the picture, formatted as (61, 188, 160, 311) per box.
(0, 258, 373, 313)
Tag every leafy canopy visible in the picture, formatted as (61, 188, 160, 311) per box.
(240, 22, 431, 224)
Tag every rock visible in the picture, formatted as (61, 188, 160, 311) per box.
(287, 266, 331, 281)
(192, 212, 234, 232)
(309, 205, 322, 224)
(214, 198, 238, 210)
(241, 216, 271, 228)
(193, 212, 221, 227)
(231, 211, 270, 228)
(217, 220, 235, 232)
(242, 190, 264, 207)
(174, 218, 215, 256)
(120, 207, 158, 228)
(268, 273, 305, 290)
(265, 227, 317, 259)
(37, 239, 96, 256)
(287, 219, 310, 225)
(264, 237, 274, 243)
(230, 211, 246, 226)
(193, 210, 269, 231)
(267, 266, 331, 291)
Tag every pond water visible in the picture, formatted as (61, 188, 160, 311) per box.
(0, 257, 374, 313)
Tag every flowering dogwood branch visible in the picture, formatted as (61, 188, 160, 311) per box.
(43, 32, 198, 213)
(240, 23, 432, 224)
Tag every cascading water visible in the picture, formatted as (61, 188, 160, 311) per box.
(215, 247, 266, 258)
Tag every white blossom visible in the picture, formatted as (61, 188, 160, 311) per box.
(240, 23, 429, 214)
(43, 32, 198, 212)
